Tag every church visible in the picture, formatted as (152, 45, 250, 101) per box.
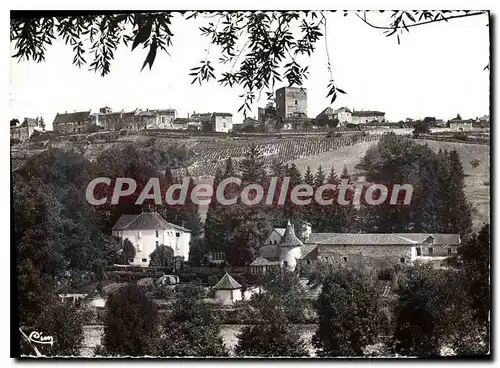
(250, 220, 461, 274)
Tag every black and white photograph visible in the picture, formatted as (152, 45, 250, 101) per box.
(10, 8, 491, 359)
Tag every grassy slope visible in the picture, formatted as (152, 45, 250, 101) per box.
(289, 139, 490, 229)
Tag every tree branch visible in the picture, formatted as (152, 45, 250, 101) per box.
(355, 11, 486, 31)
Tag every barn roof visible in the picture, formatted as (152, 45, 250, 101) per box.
(53, 110, 91, 124)
(214, 273, 242, 290)
(352, 110, 385, 117)
(306, 233, 460, 245)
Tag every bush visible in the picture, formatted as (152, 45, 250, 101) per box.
(453, 132, 468, 141)
(470, 159, 480, 168)
(377, 267, 395, 281)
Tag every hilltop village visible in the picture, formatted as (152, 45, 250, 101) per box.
(14, 86, 490, 357)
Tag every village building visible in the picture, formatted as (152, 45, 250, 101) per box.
(251, 220, 461, 273)
(53, 110, 92, 134)
(213, 273, 243, 305)
(211, 112, 233, 133)
(351, 110, 386, 125)
(449, 117, 474, 131)
(334, 107, 353, 125)
(112, 210, 191, 267)
(10, 118, 41, 141)
(276, 86, 308, 119)
(91, 107, 177, 131)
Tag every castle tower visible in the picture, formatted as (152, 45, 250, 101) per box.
(279, 220, 303, 271)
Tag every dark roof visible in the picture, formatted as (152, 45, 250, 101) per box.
(112, 212, 191, 232)
(317, 107, 334, 117)
(335, 107, 352, 114)
(259, 244, 280, 259)
(307, 233, 460, 245)
(53, 110, 91, 124)
(299, 244, 318, 259)
(21, 118, 38, 127)
(137, 110, 156, 116)
(280, 220, 304, 247)
(155, 109, 176, 114)
(173, 118, 189, 124)
(352, 110, 385, 117)
(212, 112, 233, 117)
(250, 257, 282, 266)
(214, 273, 242, 290)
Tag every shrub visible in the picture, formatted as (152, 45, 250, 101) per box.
(470, 159, 480, 168)
(453, 132, 468, 141)
(377, 267, 395, 281)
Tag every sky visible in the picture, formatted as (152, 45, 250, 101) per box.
(10, 11, 490, 130)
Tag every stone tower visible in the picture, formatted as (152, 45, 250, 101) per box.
(279, 220, 304, 271)
(275, 87, 307, 119)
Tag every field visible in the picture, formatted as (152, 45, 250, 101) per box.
(288, 140, 379, 177)
(289, 138, 490, 229)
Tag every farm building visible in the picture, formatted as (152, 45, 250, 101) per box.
(213, 273, 242, 305)
(251, 220, 461, 273)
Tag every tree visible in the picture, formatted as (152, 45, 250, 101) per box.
(340, 164, 350, 180)
(286, 163, 302, 186)
(327, 166, 340, 185)
(12, 11, 486, 116)
(270, 157, 285, 178)
(33, 301, 85, 357)
(313, 267, 383, 357)
(149, 244, 174, 269)
(103, 284, 160, 356)
(223, 157, 236, 178)
(412, 120, 431, 137)
(10, 118, 19, 126)
(240, 143, 266, 185)
(303, 166, 314, 186)
(394, 264, 487, 356)
(120, 239, 136, 265)
(314, 165, 326, 187)
(38, 116, 46, 130)
(159, 285, 228, 357)
(459, 224, 490, 326)
(259, 269, 309, 323)
(235, 293, 309, 357)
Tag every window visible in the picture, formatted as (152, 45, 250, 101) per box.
(137, 243, 143, 252)
(295, 100, 298, 105)
(128, 258, 134, 263)
(416, 247, 421, 256)
(142, 258, 147, 263)
(155, 230, 159, 238)
(428, 247, 433, 255)
(176, 232, 180, 237)
(138, 231, 142, 239)
(447, 248, 452, 256)
(155, 241, 159, 248)
(307, 260, 311, 265)
(400, 258, 406, 264)
(342, 256, 348, 263)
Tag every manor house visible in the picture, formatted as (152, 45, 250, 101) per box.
(250, 220, 461, 273)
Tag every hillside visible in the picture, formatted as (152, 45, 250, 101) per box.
(420, 140, 490, 230)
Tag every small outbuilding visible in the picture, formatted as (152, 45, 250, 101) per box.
(213, 273, 242, 305)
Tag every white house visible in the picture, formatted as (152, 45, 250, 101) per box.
(112, 211, 191, 267)
(211, 112, 233, 133)
(213, 273, 242, 305)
